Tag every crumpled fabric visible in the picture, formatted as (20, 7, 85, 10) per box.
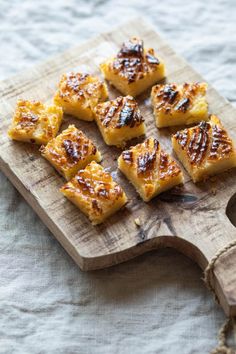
(0, 0, 235, 353)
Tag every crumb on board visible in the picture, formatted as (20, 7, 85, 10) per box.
(211, 188, 217, 195)
(134, 217, 142, 227)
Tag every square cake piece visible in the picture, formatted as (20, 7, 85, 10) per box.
(54, 72, 108, 121)
(100, 37, 165, 97)
(172, 115, 236, 182)
(151, 82, 208, 128)
(94, 95, 146, 147)
(118, 137, 184, 202)
(60, 161, 128, 225)
(8, 99, 63, 145)
(41, 125, 102, 180)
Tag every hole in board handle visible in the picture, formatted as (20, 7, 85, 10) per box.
(226, 192, 236, 227)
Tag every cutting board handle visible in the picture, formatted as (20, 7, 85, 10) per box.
(210, 244, 236, 317)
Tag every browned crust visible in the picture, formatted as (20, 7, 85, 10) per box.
(95, 95, 144, 129)
(42, 126, 98, 168)
(209, 123, 233, 160)
(137, 138, 159, 175)
(159, 150, 182, 180)
(152, 82, 206, 114)
(62, 163, 125, 215)
(173, 118, 234, 166)
(110, 37, 160, 83)
(57, 72, 104, 100)
(11, 100, 42, 132)
(174, 98, 190, 112)
(174, 121, 210, 165)
(121, 150, 133, 164)
(62, 138, 96, 162)
(9, 100, 62, 143)
(121, 137, 182, 181)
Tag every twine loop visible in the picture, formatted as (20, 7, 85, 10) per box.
(203, 240, 236, 354)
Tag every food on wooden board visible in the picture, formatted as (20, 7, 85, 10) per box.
(54, 72, 108, 121)
(94, 95, 145, 147)
(100, 37, 165, 96)
(8, 99, 63, 145)
(40, 125, 101, 180)
(151, 82, 208, 128)
(60, 161, 127, 225)
(7, 37, 235, 228)
(118, 137, 184, 202)
(172, 115, 236, 182)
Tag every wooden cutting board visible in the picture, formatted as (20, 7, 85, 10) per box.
(0, 18, 235, 316)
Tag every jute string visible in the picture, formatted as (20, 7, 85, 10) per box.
(204, 240, 236, 354)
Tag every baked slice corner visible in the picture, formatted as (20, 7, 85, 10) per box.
(151, 82, 208, 128)
(172, 115, 236, 182)
(60, 161, 127, 225)
(118, 137, 184, 201)
(100, 37, 165, 97)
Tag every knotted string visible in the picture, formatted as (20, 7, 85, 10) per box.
(203, 240, 236, 354)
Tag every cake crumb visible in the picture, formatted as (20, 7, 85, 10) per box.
(134, 218, 142, 227)
(211, 188, 217, 195)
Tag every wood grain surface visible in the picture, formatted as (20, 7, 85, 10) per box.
(0, 18, 235, 316)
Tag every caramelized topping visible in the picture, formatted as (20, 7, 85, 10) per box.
(118, 38, 143, 58)
(159, 151, 181, 180)
(137, 139, 159, 175)
(158, 151, 169, 179)
(175, 98, 190, 112)
(8, 99, 63, 145)
(66, 73, 89, 93)
(153, 83, 207, 114)
(146, 53, 160, 65)
(162, 85, 179, 104)
(122, 150, 133, 164)
(18, 112, 39, 128)
(92, 199, 102, 213)
(58, 72, 103, 99)
(60, 130, 96, 164)
(187, 122, 210, 165)
(174, 121, 210, 166)
(63, 139, 80, 161)
(76, 175, 94, 194)
(10, 100, 58, 136)
(111, 38, 160, 83)
(43, 125, 98, 168)
(96, 96, 144, 129)
(13, 100, 43, 130)
(174, 129, 189, 149)
(137, 152, 156, 175)
(101, 103, 120, 127)
(97, 188, 110, 198)
(23, 112, 39, 123)
(209, 124, 233, 159)
(118, 102, 135, 127)
(67, 163, 125, 214)
(174, 117, 234, 167)
(120, 137, 183, 188)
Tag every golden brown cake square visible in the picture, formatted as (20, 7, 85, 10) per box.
(94, 95, 145, 147)
(54, 72, 108, 121)
(8, 99, 63, 145)
(60, 161, 128, 225)
(172, 115, 236, 182)
(118, 137, 184, 201)
(41, 125, 101, 180)
(100, 37, 165, 97)
(151, 82, 208, 128)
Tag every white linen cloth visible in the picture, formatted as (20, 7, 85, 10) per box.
(0, 0, 235, 353)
